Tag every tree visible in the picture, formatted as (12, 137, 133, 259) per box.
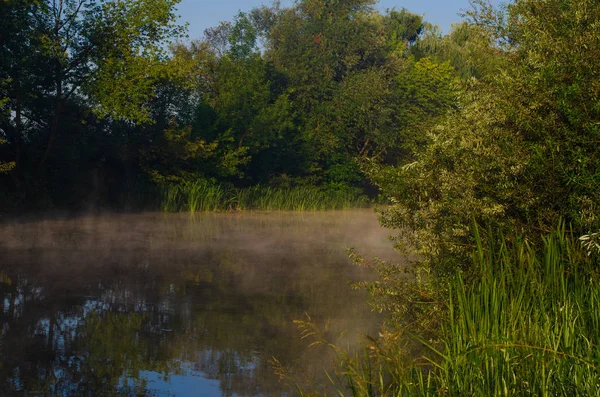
(370, 0, 600, 276)
(0, 140, 15, 174)
(0, 0, 186, 177)
(0, 0, 39, 185)
(383, 8, 424, 55)
(264, 1, 434, 188)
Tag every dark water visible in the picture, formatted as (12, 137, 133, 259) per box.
(0, 211, 399, 396)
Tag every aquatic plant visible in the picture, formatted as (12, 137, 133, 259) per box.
(286, 224, 600, 396)
(160, 181, 370, 212)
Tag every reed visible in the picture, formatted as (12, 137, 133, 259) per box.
(160, 181, 370, 212)
(432, 224, 600, 396)
(293, 223, 600, 396)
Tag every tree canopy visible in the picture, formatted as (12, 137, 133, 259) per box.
(1, 0, 598, 255)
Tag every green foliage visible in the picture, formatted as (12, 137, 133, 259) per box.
(263, 0, 440, 189)
(369, 0, 600, 275)
(267, 1, 392, 130)
(0, 0, 188, 209)
(278, 1, 600, 395)
(160, 180, 237, 212)
(160, 180, 370, 212)
(391, 57, 458, 158)
(228, 11, 260, 60)
(383, 8, 424, 54)
(432, 225, 600, 395)
(1, 0, 186, 123)
(327, 68, 396, 159)
(85, 0, 187, 122)
(0, 139, 14, 174)
(416, 21, 506, 80)
(294, 225, 600, 396)
(0, 0, 448, 210)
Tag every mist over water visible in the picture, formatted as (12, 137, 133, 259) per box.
(0, 210, 400, 396)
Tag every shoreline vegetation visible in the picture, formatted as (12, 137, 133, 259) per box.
(160, 181, 372, 212)
(281, 224, 600, 396)
(2, 0, 600, 395)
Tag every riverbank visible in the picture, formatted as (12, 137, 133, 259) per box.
(159, 181, 373, 212)
(292, 224, 600, 396)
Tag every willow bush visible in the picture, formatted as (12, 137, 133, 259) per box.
(367, 0, 600, 279)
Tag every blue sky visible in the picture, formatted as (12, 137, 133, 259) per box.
(176, 0, 503, 41)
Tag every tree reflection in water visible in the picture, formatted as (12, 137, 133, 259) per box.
(0, 212, 398, 396)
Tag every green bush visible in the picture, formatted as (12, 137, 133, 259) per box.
(368, 0, 600, 278)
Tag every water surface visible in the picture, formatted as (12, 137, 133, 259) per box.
(0, 211, 399, 396)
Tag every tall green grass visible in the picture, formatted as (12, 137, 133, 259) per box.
(287, 224, 600, 396)
(431, 224, 600, 396)
(160, 180, 237, 212)
(160, 180, 370, 212)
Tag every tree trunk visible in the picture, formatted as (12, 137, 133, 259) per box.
(38, 57, 63, 175)
(5, 76, 26, 201)
(38, 8, 64, 175)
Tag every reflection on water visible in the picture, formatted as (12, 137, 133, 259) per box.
(0, 211, 399, 396)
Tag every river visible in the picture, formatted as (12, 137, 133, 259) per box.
(0, 210, 399, 396)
